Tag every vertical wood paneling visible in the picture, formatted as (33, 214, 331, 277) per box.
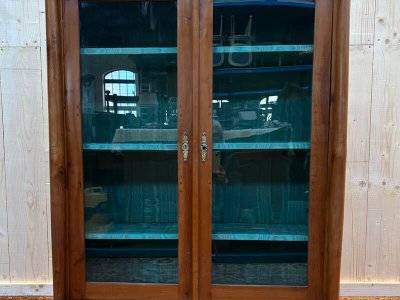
(0, 47, 41, 70)
(0, 68, 49, 283)
(349, 0, 376, 45)
(341, 45, 374, 282)
(39, 0, 52, 279)
(0, 0, 51, 285)
(345, 46, 374, 164)
(0, 72, 10, 284)
(365, 0, 400, 282)
(342, 0, 400, 284)
(0, 0, 41, 47)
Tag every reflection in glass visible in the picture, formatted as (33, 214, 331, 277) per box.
(103, 70, 137, 115)
(80, 1, 178, 283)
(211, 1, 315, 286)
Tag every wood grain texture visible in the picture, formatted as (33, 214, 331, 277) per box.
(0, 48, 41, 71)
(342, 283, 400, 297)
(39, 0, 52, 281)
(341, 0, 400, 285)
(0, 298, 51, 300)
(341, 45, 374, 283)
(63, 0, 86, 298)
(191, 0, 200, 296)
(45, 0, 67, 298)
(325, 0, 350, 299)
(342, 298, 400, 300)
(0, 284, 52, 296)
(177, 0, 194, 297)
(85, 283, 178, 300)
(212, 286, 307, 300)
(1, 68, 50, 283)
(340, 0, 377, 284)
(349, 0, 376, 45)
(0, 0, 51, 287)
(0, 0, 41, 47)
(307, 0, 334, 298)
(197, 0, 213, 298)
(365, 0, 400, 283)
(0, 67, 10, 284)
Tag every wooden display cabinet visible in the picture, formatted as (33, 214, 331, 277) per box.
(46, 0, 350, 299)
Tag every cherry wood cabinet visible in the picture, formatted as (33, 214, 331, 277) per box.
(46, 0, 349, 299)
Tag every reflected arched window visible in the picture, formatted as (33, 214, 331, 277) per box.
(104, 70, 137, 115)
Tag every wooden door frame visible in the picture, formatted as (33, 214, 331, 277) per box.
(46, 0, 194, 299)
(195, 0, 350, 300)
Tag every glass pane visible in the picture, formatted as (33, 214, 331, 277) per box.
(80, 1, 178, 283)
(211, 0, 315, 286)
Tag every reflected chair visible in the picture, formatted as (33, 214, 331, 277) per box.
(213, 15, 224, 67)
(228, 15, 253, 67)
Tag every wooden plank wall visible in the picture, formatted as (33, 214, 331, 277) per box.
(0, 0, 398, 292)
(0, 0, 51, 284)
(341, 0, 400, 284)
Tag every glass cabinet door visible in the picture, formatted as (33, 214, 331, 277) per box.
(210, 0, 315, 286)
(79, 1, 180, 284)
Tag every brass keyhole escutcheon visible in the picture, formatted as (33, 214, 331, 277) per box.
(201, 132, 207, 162)
(182, 132, 189, 162)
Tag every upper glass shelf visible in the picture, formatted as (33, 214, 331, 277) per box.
(213, 0, 314, 8)
(83, 143, 177, 151)
(80, 45, 313, 56)
(214, 142, 310, 150)
(81, 47, 177, 55)
(214, 65, 312, 75)
(213, 45, 313, 53)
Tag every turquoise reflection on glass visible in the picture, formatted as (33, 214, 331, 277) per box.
(211, 0, 314, 286)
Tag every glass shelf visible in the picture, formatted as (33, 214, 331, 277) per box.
(213, 65, 312, 75)
(213, 0, 314, 8)
(86, 223, 178, 240)
(83, 142, 310, 151)
(213, 45, 313, 53)
(214, 142, 310, 150)
(213, 224, 308, 241)
(81, 45, 313, 55)
(81, 47, 177, 55)
(83, 143, 178, 151)
(213, 86, 310, 97)
(86, 223, 307, 241)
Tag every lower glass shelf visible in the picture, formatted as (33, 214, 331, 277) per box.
(85, 222, 308, 241)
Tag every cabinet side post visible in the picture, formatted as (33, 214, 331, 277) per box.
(46, 0, 68, 299)
(325, 0, 350, 299)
